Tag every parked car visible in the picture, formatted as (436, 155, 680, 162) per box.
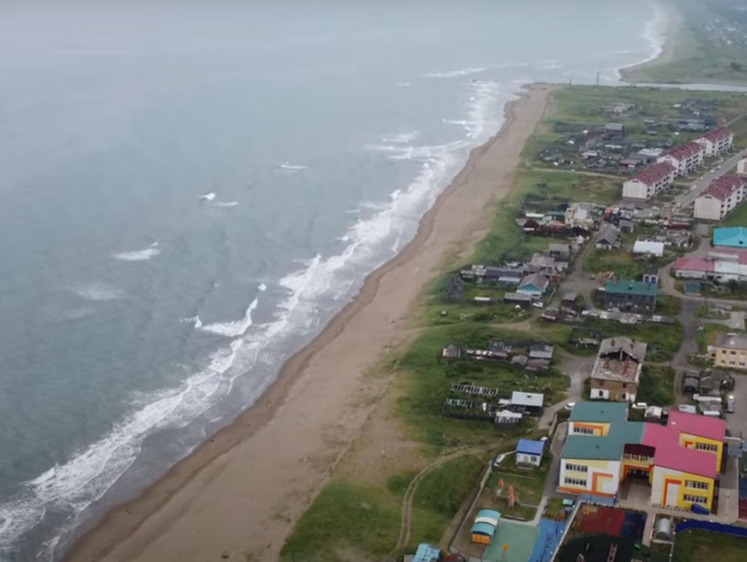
(564, 402, 576, 411)
(677, 404, 697, 414)
(632, 402, 648, 410)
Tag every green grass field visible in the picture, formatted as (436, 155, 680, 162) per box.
(673, 529, 747, 562)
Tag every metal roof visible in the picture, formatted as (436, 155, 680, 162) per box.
(568, 401, 628, 423)
(517, 439, 545, 456)
(511, 391, 544, 408)
(562, 421, 645, 461)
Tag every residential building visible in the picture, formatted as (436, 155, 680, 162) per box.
(412, 543, 443, 562)
(565, 202, 597, 230)
(590, 337, 647, 402)
(622, 162, 676, 201)
(694, 176, 746, 221)
(595, 224, 621, 251)
(738, 156, 747, 177)
(675, 248, 747, 282)
(559, 402, 724, 511)
(547, 243, 571, 259)
(604, 279, 658, 312)
(633, 239, 665, 258)
(694, 126, 733, 157)
(510, 391, 544, 414)
(656, 141, 705, 176)
(713, 226, 747, 248)
(516, 439, 544, 467)
(709, 332, 747, 370)
(517, 273, 549, 297)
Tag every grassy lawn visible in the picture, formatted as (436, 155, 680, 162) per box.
(673, 529, 747, 562)
(396, 323, 570, 448)
(721, 199, 747, 227)
(584, 248, 647, 280)
(280, 480, 401, 562)
(638, 365, 676, 406)
(484, 460, 550, 521)
(656, 294, 682, 316)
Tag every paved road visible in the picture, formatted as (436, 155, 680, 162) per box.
(675, 148, 746, 209)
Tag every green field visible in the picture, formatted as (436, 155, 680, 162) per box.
(673, 529, 747, 562)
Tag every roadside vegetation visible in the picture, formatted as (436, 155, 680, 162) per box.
(672, 529, 747, 562)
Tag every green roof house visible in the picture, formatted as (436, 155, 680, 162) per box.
(604, 279, 657, 313)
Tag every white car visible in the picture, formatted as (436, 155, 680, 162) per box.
(632, 402, 648, 410)
(564, 402, 576, 411)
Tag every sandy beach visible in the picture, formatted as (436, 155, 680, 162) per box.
(65, 83, 555, 562)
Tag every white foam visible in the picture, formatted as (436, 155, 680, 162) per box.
(199, 192, 216, 201)
(424, 66, 487, 79)
(0, 336, 251, 559)
(0, 74, 520, 560)
(381, 131, 419, 144)
(279, 162, 308, 172)
(113, 243, 161, 262)
(213, 201, 238, 207)
(199, 297, 258, 338)
(258, 283, 267, 292)
(181, 316, 203, 329)
(73, 282, 125, 302)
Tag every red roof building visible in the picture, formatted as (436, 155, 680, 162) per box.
(622, 162, 676, 201)
(695, 126, 734, 157)
(657, 141, 705, 176)
(694, 175, 746, 221)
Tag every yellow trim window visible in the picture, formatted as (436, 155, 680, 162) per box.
(564, 477, 587, 487)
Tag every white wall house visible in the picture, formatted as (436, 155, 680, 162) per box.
(694, 176, 745, 221)
(737, 157, 747, 177)
(622, 162, 676, 201)
(694, 126, 734, 157)
(657, 142, 705, 176)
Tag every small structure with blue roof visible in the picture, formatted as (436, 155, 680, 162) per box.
(412, 542, 442, 562)
(471, 509, 501, 545)
(714, 226, 747, 248)
(516, 438, 545, 467)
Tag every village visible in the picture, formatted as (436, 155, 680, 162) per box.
(404, 87, 747, 562)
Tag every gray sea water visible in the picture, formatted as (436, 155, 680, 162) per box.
(0, 1, 667, 559)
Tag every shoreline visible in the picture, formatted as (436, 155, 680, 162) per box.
(618, 1, 682, 83)
(64, 83, 556, 562)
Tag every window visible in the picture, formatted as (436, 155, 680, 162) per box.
(564, 477, 587, 487)
(685, 480, 709, 490)
(573, 426, 594, 435)
(565, 463, 589, 473)
(683, 494, 707, 504)
(622, 383, 627, 389)
(696, 442, 718, 453)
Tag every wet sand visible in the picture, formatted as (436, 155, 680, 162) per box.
(65, 83, 556, 562)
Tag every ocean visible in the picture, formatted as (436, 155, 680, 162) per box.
(0, 1, 667, 559)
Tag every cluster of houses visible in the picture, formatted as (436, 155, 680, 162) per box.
(459, 241, 576, 307)
(538, 99, 722, 175)
(675, 227, 747, 283)
(622, 126, 734, 202)
(442, 341, 555, 372)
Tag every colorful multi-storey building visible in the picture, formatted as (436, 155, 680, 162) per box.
(559, 402, 724, 512)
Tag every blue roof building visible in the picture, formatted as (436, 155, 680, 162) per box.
(412, 543, 442, 562)
(516, 439, 545, 467)
(713, 226, 747, 248)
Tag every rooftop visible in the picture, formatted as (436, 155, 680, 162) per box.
(642, 423, 718, 479)
(569, 401, 628, 424)
(701, 125, 733, 143)
(699, 175, 744, 201)
(632, 162, 675, 186)
(715, 331, 747, 351)
(605, 279, 658, 297)
(666, 141, 703, 161)
(517, 439, 545, 456)
(562, 420, 645, 461)
(511, 391, 544, 408)
(714, 226, 747, 248)
(668, 410, 726, 442)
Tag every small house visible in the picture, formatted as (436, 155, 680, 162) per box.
(510, 391, 544, 414)
(633, 239, 665, 258)
(517, 273, 549, 297)
(412, 543, 443, 562)
(547, 243, 571, 259)
(516, 439, 545, 467)
(528, 343, 554, 361)
(503, 292, 533, 308)
(470, 510, 500, 545)
(595, 224, 621, 251)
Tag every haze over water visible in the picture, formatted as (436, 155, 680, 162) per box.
(0, 1, 667, 559)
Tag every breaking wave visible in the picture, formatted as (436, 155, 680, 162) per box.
(113, 243, 160, 262)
